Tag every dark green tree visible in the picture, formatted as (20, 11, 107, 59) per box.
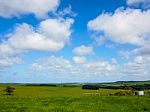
(3, 86, 15, 95)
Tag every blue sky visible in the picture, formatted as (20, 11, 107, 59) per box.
(0, 0, 150, 83)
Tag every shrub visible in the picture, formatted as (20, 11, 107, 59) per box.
(114, 91, 132, 96)
(145, 91, 150, 96)
(3, 86, 15, 95)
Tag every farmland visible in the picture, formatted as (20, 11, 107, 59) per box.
(0, 84, 150, 112)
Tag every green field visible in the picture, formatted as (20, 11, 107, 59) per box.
(0, 85, 150, 112)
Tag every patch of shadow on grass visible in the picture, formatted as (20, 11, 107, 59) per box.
(143, 108, 149, 111)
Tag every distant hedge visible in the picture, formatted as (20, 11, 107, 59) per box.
(99, 85, 150, 90)
(82, 85, 99, 90)
(63, 85, 79, 87)
(25, 84, 57, 87)
(131, 84, 150, 90)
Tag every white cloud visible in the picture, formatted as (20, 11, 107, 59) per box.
(0, 18, 74, 67)
(29, 56, 117, 78)
(73, 56, 87, 64)
(29, 63, 45, 72)
(0, 0, 60, 18)
(0, 56, 22, 67)
(119, 44, 150, 60)
(29, 55, 150, 81)
(0, 44, 18, 56)
(73, 45, 94, 56)
(2, 18, 73, 52)
(88, 8, 150, 46)
(127, 0, 150, 9)
(39, 18, 73, 47)
(122, 56, 150, 77)
(29, 56, 74, 76)
(0, 44, 22, 67)
(132, 45, 150, 56)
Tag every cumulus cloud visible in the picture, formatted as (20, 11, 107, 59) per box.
(0, 56, 22, 67)
(0, 0, 60, 18)
(127, 0, 150, 9)
(73, 45, 94, 56)
(119, 44, 150, 60)
(0, 44, 22, 67)
(88, 8, 150, 46)
(0, 44, 18, 56)
(1, 18, 73, 52)
(29, 55, 150, 81)
(0, 0, 75, 70)
(0, 18, 74, 67)
(29, 56, 75, 77)
(29, 56, 117, 79)
(122, 56, 150, 77)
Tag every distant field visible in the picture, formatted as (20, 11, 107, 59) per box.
(0, 85, 150, 112)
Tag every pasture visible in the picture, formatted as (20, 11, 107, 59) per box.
(0, 84, 150, 112)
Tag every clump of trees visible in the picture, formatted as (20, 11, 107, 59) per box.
(82, 85, 99, 90)
(3, 86, 15, 95)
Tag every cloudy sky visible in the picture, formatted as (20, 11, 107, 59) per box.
(0, 0, 150, 83)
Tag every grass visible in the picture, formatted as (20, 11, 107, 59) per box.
(0, 85, 150, 112)
(0, 85, 119, 98)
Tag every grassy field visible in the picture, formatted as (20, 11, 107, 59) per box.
(0, 85, 150, 112)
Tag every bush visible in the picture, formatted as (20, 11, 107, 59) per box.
(114, 91, 132, 96)
(3, 86, 15, 95)
(145, 91, 150, 96)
